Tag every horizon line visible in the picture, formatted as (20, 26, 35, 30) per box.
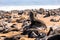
(0, 5, 60, 11)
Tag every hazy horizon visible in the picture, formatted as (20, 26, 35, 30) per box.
(0, 5, 60, 11)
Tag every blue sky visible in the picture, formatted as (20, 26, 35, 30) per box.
(0, 0, 60, 6)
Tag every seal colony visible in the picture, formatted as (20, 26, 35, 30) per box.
(0, 8, 60, 40)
